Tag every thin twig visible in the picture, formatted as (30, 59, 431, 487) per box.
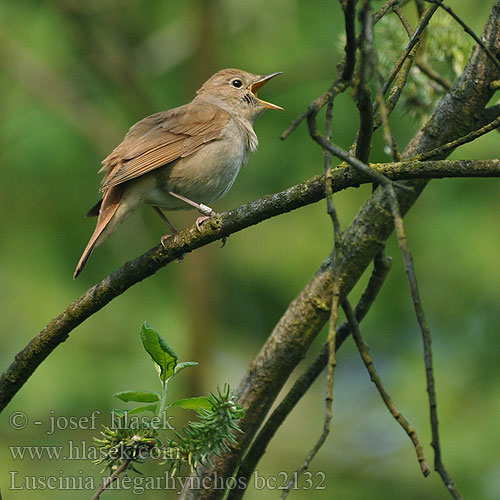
(392, 6, 414, 37)
(411, 113, 500, 161)
(304, 67, 397, 188)
(354, 0, 375, 164)
(385, 184, 462, 499)
(342, 299, 430, 476)
(90, 459, 133, 500)
(280, 78, 349, 140)
(279, 91, 342, 500)
(372, 12, 403, 160)
(416, 60, 453, 90)
(308, 122, 412, 190)
(281, 0, 401, 140)
(382, 3, 439, 95)
(323, 103, 341, 237)
(342, 0, 358, 82)
(323, 102, 341, 481)
(374, 41, 420, 129)
(280, 0, 358, 142)
(374, 0, 404, 23)
(392, 4, 453, 91)
(372, 0, 420, 132)
(370, 8, 468, 486)
(323, 99, 341, 446)
(373, 3, 421, 127)
(375, 82, 401, 161)
(424, 0, 500, 72)
(282, 4, 379, 495)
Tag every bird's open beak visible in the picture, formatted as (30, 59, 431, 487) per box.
(249, 72, 284, 110)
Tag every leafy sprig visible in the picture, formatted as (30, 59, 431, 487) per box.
(92, 322, 244, 483)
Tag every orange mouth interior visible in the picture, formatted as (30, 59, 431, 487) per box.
(249, 72, 283, 110)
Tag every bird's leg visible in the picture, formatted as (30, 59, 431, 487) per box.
(153, 207, 179, 247)
(153, 206, 179, 232)
(168, 191, 217, 230)
(168, 191, 227, 247)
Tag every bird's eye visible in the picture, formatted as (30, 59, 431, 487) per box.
(231, 79, 243, 89)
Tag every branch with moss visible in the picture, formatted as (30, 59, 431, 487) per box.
(0, 158, 499, 413)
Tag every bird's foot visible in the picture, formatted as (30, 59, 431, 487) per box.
(196, 211, 217, 231)
(161, 233, 173, 248)
(196, 212, 227, 247)
(160, 233, 185, 262)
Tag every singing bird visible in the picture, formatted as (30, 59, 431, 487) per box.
(73, 69, 282, 278)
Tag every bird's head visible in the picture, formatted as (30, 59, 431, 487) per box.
(195, 68, 283, 122)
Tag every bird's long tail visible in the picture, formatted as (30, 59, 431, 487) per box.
(73, 186, 124, 279)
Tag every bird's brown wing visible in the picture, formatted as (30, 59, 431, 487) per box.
(99, 103, 231, 191)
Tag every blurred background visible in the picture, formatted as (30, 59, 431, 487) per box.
(0, 1, 499, 498)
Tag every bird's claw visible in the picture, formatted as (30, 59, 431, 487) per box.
(196, 211, 217, 231)
(161, 233, 172, 248)
(196, 216, 209, 231)
(161, 233, 185, 262)
(195, 213, 226, 247)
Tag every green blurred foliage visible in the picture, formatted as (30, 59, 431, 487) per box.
(0, 1, 499, 499)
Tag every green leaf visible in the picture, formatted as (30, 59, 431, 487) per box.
(174, 362, 198, 374)
(114, 390, 160, 403)
(170, 396, 213, 411)
(140, 322, 178, 382)
(125, 404, 158, 415)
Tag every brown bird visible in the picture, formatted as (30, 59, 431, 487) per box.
(73, 68, 282, 278)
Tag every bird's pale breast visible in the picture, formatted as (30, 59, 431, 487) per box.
(143, 115, 256, 210)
